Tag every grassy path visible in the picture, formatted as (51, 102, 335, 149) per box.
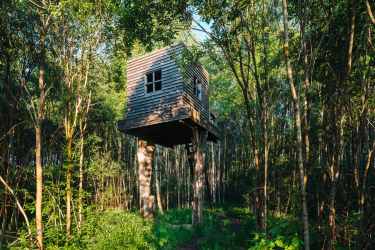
(176, 210, 244, 250)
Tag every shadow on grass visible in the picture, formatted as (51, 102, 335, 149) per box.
(9, 204, 255, 250)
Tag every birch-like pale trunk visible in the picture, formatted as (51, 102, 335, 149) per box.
(35, 25, 46, 249)
(155, 145, 163, 213)
(212, 142, 215, 203)
(365, 0, 375, 25)
(78, 121, 84, 230)
(282, 0, 310, 248)
(138, 139, 147, 211)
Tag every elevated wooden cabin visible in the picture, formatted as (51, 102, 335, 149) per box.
(118, 42, 223, 147)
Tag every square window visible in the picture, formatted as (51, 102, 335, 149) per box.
(154, 70, 162, 81)
(155, 81, 162, 91)
(145, 70, 162, 94)
(146, 73, 153, 83)
(146, 83, 153, 93)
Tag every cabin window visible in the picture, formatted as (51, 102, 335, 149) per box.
(145, 70, 162, 94)
(193, 76, 201, 99)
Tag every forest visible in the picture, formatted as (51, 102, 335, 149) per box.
(1, 0, 375, 249)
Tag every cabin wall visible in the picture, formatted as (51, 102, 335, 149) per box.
(183, 64, 210, 120)
(126, 43, 185, 119)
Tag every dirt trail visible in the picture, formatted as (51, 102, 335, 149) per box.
(218, 212, 242, 231)
(176, 211, 243, 250)
(176, 236, 205, 250)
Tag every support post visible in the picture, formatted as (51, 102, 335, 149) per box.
(191, 128, 208, 226)
(185, 143, 195, 204)
(138, 138, 154, 218)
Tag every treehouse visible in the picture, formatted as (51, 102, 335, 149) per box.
(117, 42, 222, 146)
(117, 42, 223, 225)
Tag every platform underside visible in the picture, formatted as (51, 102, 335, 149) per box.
(118, 105, 223, 148)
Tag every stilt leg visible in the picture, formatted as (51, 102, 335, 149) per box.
(191, 128, 208, 226)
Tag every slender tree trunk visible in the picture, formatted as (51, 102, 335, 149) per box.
(327, 0, 356, 246)
(204, 167, 214, 212)
(78, 121, 84, 230)
(217, 141, 221, 203)
(223, 136, 226, 203)
(299, 0, 311, 187)
(0, 175, 31, 235)
(282, 0, 310, 248)
(155, 145, 163, 213)
(138, 139, 147, 213)
(35, 25, 46, 248)
(177, 145, 181, 210)
(358, 143, 374, 247)
(212, 142, 215, 203)
(66, 135, 73, 235)
(365, 0, 375, 25)
(167, 148, 169, 211)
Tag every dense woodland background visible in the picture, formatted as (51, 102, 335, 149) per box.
(1, 0, 375, 249)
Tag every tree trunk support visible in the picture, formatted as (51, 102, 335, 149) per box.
(138, 139, 155, 218)
(190, 127, 208, 226)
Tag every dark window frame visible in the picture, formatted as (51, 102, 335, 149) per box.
(145, 70, 162, 94)
(192, 76, 202, 100)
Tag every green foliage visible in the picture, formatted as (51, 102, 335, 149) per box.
(250, 222, 303, 250)
(11, 209, 200, 250)
(116, 0, 190, 56)
(156, 208, 192, 224)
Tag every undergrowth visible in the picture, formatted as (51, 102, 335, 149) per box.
(9, 208, 207, 250)
(8, 203, 306, 250)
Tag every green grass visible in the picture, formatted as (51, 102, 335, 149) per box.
(10, 208, 211, 250)
(155, 208, 193, 224)
(9, 203, 305, 250)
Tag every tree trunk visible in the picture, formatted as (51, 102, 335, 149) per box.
(142, 140, 154, 218)
(155, 145, 163, 214)
(217, 141, 221, 203)
(66, 135, 72, 235)
(138, 139, 147, 213)
(35, 25, 46, 248)
(78, 121, 84, 230)
(192, 128, 208, 226)
(177, 145, 181, 209)
(204, 168, 214, 213)
(0, 175, 31, 235)
(282, 0, 310, 248)
(165, 148, 169, 211)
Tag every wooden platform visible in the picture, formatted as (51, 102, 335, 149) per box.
(118, 105, 223, 148)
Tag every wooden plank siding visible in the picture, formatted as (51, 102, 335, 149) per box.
(126, 42, 185, 119)
(183, 64, 210, 120)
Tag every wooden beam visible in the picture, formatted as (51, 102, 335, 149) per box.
(186, 105, 223, 141)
